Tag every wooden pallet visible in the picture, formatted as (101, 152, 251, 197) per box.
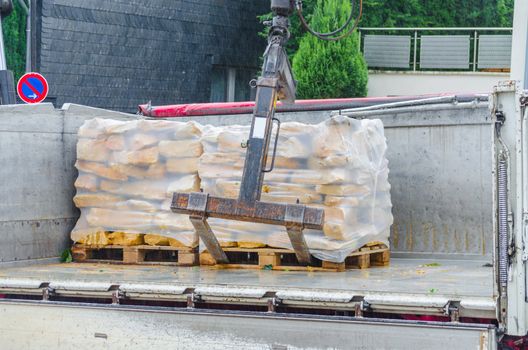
(200, 244, 390, 272)
(71, 244, 198, 266)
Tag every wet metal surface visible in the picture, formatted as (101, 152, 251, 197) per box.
(0, 258, 494, 299)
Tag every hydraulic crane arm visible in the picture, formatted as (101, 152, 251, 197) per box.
(172, 0, 322, 264)
(172, 0, 363, 265)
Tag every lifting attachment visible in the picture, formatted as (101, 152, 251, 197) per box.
(172, 0, 363, 265)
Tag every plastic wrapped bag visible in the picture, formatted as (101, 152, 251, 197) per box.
(199, 115, 392, 262)
(71, 118, 201, 247)
(72, 116, 393, 262)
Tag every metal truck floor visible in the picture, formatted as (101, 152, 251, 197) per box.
(0, 258, 497, 319)
(0, 258, 494, 298)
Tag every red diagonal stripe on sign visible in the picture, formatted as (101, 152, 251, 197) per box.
(22, 77, 43, 100)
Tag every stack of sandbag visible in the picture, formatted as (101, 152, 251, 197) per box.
(71, 115, 393, 263)
(71, 118, 202, 248)
(199, 115, 393, 262)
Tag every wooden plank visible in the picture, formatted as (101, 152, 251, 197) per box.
(222, 247, 291, 254)
(73, 244, 196, 252)
(371, 250, 391, 267)
(200, 252, 216, 266)
(123, 248, 145, 264)
(321, 261, 346, 272)
(71, 244, 198, 266)
(179, 252, 199, 266)
(357, 254, 371, 269)
(200, 243, 390, 272)
(75, 244, 196, 252)
(208, 264, 343, 272)
(71, 245, 90, 262)
(259, 252, 281, 267)
(72, 243, 389, 271)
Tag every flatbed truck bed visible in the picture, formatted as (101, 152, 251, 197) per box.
(0, 258, 495, 311)
(0, 258, 497, 350)
(1, 94, 526, 349)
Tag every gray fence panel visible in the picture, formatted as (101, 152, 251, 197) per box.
(478, 35, 512, 69)
(364, 35, 411, 68)
(420, 35, 470, 69)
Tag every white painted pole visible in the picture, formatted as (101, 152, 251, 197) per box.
(510, 0, 528, 89)
(15, 0, 30, 72)
(413, 31, 417, 71)
(227, 68, 236, 102)
(26, 7, 30, 72)
(0, 16, 7, 71)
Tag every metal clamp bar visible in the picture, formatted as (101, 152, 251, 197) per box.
(355, 302, 364, 318)
(284, 204, 312, 265)
(257, 77, 279, 89)
(267, 297, 281, 313)
(448, 304, 460, 323)
(263, 117, 281, 173)
(187, 293, 201, 309)
(285, 204, 306, 225)
(189, 216, 229, 264)
(187, 192, 209, 217)
(286, 225, 312, 265)
(521, 95, 528, 107)
(285, 204, 312, 264)
(172, 194, 325, 230)
(42, 286, 54, 301)
(112, 290, 124, 305)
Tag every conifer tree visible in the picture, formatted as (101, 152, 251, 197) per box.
(292, 0, 368, 99)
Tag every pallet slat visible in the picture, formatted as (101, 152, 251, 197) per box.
(200, 244, 390, 272)
(72, 244, 198, 266)
(71, 243, 390, 272)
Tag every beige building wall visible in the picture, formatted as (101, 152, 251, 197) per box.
(367, 71, 509, 97)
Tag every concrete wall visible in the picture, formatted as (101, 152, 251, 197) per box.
(367, 71, 509, 97)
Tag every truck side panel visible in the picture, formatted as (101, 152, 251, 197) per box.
(0, 103, 131, 263)
(0, 301, 497, 350)
(0, 102, 492, 263)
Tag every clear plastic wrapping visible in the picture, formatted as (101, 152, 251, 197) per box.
(72, 115, 393, 262)
(71, 118, 202, 247)
(200, 115, 392, 262)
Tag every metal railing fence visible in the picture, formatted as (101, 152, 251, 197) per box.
(358, 27, 513, 72)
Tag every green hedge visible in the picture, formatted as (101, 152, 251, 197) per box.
(2, 1, 27, 80)
(263, 0, 514, 55)
(259, 0, 514, 99)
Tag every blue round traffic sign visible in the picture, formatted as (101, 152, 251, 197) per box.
(17, 72, 49, 104)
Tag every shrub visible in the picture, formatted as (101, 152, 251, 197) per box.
(2, 1, 26, 80)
